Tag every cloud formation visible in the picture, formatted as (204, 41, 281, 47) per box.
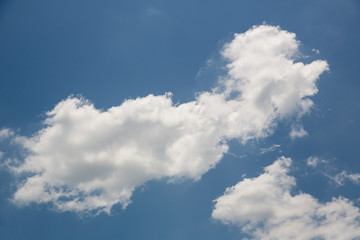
(331, 171, 360, 186)
(289, 124, 308, 139)
(306, 156, 360, 186)
(10, 25, 328, 214)
(260, 144, 281, 155)
(306, 156, 328, 167)
(212, 157, 360, 240)
(0, 128, 14, 140)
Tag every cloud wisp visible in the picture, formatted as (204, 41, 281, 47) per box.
(260, 144, 281, 155)
(306, 156, 360, 186)
(306, 155, 328, 167)
(212, 157, 360, 240)
(330, 170, 360, 186)
(8, 25, 328, 214)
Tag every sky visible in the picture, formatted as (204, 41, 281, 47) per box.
(0, 0, 360, 239)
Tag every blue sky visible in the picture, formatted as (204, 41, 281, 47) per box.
(0, 0, 360, 239)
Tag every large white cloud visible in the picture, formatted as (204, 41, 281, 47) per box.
(212, 157, 360, 240)
(10, 25, 328, 214)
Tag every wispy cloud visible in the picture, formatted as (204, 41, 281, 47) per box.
(306, 156, 328, 167)
(212, 157, 360, 239)
(260, 144, 281, 155)
(306, 156, 360, 186)
(330, 171, 360, 186)
(8, 25, 328, 214)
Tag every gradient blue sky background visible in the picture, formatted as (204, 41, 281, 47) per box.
(0, 0, 360, 239)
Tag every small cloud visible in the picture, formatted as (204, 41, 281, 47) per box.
(226, 151, 246, 159)
(0, 128, 14, 140)
(347, 173, 360, 184)
(306, 156, 328, 167)
(206, 59, 214, 66)
(331, 171, 360, 186)
(331, 171, 347, 185)
(260, 144, 281, 155)
(312, 48, 320, 54)
(308, 157, 360, 186)
(289, 125, 308, 139)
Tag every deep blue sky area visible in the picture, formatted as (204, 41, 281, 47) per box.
(0, 0, 360, 239)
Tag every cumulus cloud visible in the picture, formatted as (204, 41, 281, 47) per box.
(212, 157, 360, 240)
(9, 25, 328, 214)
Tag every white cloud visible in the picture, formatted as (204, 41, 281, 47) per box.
(347, 173, 360, 184)
(9, 24, 328, 214)
(312, 48, 320, 54)
(220, 25, 328, 119)
(0, 128, 14, 140)
(331, 171, 360, 186)
(212, 157, 360, 240)
(260, 144, 281, 155)
(306, 156, 360, 186)
(306, 156, 328, 167)
(290, 124, 308, 139)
